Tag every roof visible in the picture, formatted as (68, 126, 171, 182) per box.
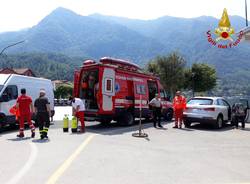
(237, 26, 250, 41)
(0, 68, 35, 77)
(191, 96, 225, 100)
(100, 57, 141, 70)
(238, 26, 250, 34)
(13, 68, 30, 73)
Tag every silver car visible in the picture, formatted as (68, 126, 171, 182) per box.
(183, 97, 231, 128)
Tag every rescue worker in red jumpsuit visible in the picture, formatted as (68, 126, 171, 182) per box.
(173, 91, 186, 129)
(16, 88, 35, 138)
(70, 97, 86, 133)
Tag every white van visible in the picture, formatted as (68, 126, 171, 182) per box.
(0, 74, 55, 130)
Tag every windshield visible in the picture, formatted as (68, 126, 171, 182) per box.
(188, 98, 213, 105)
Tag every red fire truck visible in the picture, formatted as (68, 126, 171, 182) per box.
(73, 57, 173, 126)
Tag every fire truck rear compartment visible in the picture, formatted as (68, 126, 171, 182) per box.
(79, 70, 99, 110)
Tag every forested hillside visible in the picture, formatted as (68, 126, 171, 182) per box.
(0, 53, 83, 81)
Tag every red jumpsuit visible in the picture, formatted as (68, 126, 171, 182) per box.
(173, 95, 186, 128)
(17, 95, 35, 137)
(72, 98, 85, 132)
(75, 111, 85, 132)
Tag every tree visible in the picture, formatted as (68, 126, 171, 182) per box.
(185, 63, 217, 94)
(146, 52, 186, 96)
(54, 85, 73, 99)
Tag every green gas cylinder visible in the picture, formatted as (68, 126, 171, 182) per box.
(71, 116, 78, 133)
(63, 114, 69, 132)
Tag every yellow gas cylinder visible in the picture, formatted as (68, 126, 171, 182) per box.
(63, 114, 69, 132)
(71, 116, 78, 133)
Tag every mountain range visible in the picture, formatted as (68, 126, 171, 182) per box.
(0, 7, 250, 94)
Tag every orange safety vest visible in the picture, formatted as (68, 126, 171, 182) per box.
(173, 95, 186, 110)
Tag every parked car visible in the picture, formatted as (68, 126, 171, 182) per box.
(183, 97, 231, 129)
(54, 98, 71, 106)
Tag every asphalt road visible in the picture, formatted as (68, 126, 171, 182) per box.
(1, 117, 250, 184)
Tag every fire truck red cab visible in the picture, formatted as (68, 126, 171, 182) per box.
(73, 57, 173, 126)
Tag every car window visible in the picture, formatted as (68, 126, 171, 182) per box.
(136, 84, 146, 95)
(215, 100, 219, 105)
(217, 99, 228, 106)
(187, 98, 213, 105)
(222, 100, 230, 107)
(1, 85, 18, 102)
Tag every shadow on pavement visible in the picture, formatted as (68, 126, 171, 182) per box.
(32, 139, 50, 143)
(86, 120, 170, 136)
(241, 127, 250, 131)
(178, 128, 195, 131)
(7, 137, 32, 141)
(188, 123, 234, 132)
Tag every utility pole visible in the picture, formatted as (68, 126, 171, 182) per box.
(246, 0, 248, 27)
(191, 73, 195, 97)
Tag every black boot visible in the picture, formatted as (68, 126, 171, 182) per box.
(44, 128, 49, 139)
(17, 132, 24, 138)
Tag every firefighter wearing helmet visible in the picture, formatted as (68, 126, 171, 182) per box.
(173, 91, 186, 129)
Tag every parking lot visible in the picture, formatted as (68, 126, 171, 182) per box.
(1, 107, 250, 184)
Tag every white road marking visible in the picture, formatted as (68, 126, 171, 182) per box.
(6, 142, 38, 184)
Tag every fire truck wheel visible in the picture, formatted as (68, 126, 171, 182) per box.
(164, 108, 173, 121)
(118, 112, 134, 126)
(100, 119, 112, 126)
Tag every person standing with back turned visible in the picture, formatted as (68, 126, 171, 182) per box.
(34, 89, 51, 139)
(16, 88, 35, 138)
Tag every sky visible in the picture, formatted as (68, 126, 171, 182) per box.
(0, 0, 248, 33)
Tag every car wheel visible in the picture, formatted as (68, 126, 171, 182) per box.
(164, 108, 173, 121)
(118, 111, 134, 126)
(215, 115, 223, 129)
(184, 120, 191, 128)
